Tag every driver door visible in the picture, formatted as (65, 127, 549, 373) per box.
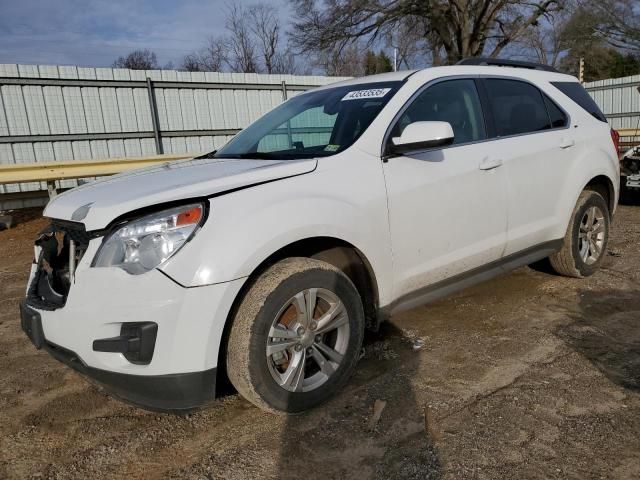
(382, 78, 508, 302)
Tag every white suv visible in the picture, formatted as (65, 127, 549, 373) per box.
(21, 59, 620, 413)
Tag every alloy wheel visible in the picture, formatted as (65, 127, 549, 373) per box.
(266, 288, 350, 393)
(578, 205, 606, 265)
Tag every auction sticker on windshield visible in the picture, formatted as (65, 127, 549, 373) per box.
(341, 88, 391, 101)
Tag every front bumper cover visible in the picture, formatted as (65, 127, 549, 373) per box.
(20, 301, 217, 412)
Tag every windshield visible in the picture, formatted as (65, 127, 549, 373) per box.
(214, 81, 402, 160)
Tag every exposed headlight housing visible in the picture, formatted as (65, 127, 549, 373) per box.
(93, 203, 205, 275)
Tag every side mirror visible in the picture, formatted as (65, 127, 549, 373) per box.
(388, 121, 454, 155)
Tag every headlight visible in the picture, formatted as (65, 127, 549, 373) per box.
(93, 203, 204, 275)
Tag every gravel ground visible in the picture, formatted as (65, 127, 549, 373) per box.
(0, 205, 639, 480)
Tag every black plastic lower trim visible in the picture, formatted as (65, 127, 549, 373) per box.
(20, 301, 45, 348)
(42, 339, 216, 412)
(381, 239, 564, 317)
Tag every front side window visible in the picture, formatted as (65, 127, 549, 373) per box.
(392, 79, 486, 145)
(215, 81, 402, 160)
(485, 79, 551, 136)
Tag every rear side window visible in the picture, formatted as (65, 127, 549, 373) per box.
(551, 82, 607, 123)
(484, 79, 551, 136)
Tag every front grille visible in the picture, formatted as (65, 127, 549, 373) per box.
(50, 219, 93, 249)
(26, 220, 98, 310)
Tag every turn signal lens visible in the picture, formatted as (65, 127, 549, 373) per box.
(176, 207, 202, 226)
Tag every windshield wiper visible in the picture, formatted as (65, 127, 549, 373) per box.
(215, 152, 283, 160)
(195, 150, 217, 159)
(215, 151, 323, 160)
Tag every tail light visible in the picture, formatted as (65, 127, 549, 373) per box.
(611, 128, 620, 157)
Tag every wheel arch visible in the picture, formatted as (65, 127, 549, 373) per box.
(585, 174, 616, 215)
(215, 236, 381, 395)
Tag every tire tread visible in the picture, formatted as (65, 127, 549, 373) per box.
(226, 257, 359, 413)
(549, 190, 609, 278)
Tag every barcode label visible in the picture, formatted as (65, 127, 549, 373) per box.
(341, 88, 391, 101)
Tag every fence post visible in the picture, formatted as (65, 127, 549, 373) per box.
(281, 80, 288, 102)
(146, 77, 163, 154)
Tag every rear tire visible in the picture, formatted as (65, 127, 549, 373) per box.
(549, 190, 610, 278)
(226, 257, 365, 413)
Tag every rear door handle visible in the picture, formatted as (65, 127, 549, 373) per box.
(560, 139, 575, 149)
(479, 158, 503, 171)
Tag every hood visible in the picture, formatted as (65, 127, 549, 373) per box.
(44, 157, 317, 230)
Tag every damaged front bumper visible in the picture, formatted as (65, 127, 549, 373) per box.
(21, 221, 245, 411)
(20, 300, 217, 411)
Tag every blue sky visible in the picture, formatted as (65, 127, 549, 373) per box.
(0, 0, 286, 67)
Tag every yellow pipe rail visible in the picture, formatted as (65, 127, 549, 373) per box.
(617, 128, 640, 137)
(0, 153, 198, 184)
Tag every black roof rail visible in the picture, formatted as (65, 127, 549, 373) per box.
(456, 57, 559, 73)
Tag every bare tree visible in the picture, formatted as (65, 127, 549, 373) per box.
(248, 4, 281, 73)
(272, 50, 300, 74)
(580, 0, 640, 51)
(315, 43, 366, 76)
(182, 54, 202, 72)
(113, 49, 159, 70)
(384, 16, 434, 68)
(182, 2, 299, 74)
(515, 7, 574, 67)
(182, 36, 228, 72)
(226, 2, 259, 73)
(290, 0, 564, 65)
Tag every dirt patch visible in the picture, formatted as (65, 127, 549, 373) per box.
(1, 206, 639, 479)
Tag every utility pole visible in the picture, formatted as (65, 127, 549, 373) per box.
(579, 57, 585, 84)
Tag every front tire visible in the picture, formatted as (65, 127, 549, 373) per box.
(549, 190, 610, 277)
(226, 257, 365, 413)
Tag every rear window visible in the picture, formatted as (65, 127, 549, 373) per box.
(551, 82, 607, 123)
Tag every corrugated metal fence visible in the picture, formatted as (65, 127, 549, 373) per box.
(0, 64, 349, 195)
(585, 74, 640, 145)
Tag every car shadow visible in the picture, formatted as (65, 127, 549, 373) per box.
(556, 288, 640, 391)
(619, 187, 640, 206)
(274, 321, 443, 479)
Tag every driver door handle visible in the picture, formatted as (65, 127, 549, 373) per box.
(479, 158, 503, 171)
(559, 138, 575, 149)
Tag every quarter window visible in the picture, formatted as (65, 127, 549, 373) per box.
(485, 79, 552, 136)
(543, 94, 568, 129)
(392, 79, 486, 145)
(551, 81, 607, 123)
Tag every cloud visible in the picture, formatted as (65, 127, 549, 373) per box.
(0, 0, 284, 67)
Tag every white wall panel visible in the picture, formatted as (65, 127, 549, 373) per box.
(42, 86, 69, 134)
(2, 85, 30, 135)
(0, 94, 9, 136)
(63, 87, 87, 134)
(179, 89, 197, 130)
(162, 89, 184, 130)
(132, 88, 152, 131)
(22, 85, 49, 134)
(99, 88, 122, 132)
(116, 88, 138, 132)
(124, 138, 143, 157)
(81, 88, 105, 132)
(193, 90, 212, 130)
